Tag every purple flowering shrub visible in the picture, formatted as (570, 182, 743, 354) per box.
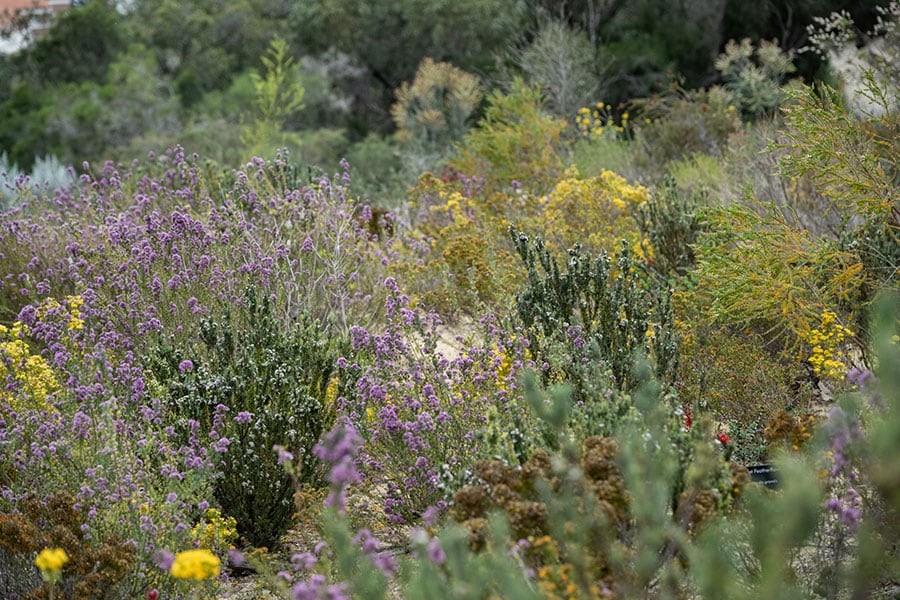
(0, 148, 395, 590)
(0, 148, 392, 346)
(0, 291, 219, 598)
(335, 277, 535, 522)
(282, 309, 900, 599)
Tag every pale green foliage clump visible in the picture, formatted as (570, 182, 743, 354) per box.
(805, 3, 900, 103)
(391, 58, 483, 176)
(241, 37, 306, 157)
(391, 58, 483, 148)
(515, 19, 601, 120)
(0, 153, 76, 210)
(715, 38, 796, 118)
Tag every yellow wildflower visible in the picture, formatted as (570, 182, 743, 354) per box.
(325, 375, 339, 408)
(170, 549, 220, 580)
(35, 547, 69, 577)
(191, 509, 238, 552)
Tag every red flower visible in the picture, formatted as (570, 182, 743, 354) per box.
(683, 405, 693, 429)
(147, 590, 159, 600)
(717, 433, 731, 446)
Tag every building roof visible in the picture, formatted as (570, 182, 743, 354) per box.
(0, 0, 70, 54)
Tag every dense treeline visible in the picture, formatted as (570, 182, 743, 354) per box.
(0, 0, 886, 177)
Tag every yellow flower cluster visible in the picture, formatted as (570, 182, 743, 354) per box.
(0, 322, 59, 414)
(35, 547, 69, 574)
(190, 509, 238, 554)
(429, 190, 473, 227)
(807, 310, 854, 380)
(492, 344, 513, 392)
(170, 549, 220, 580)
(35, 295, 85, 332)
(65, 295, 85, 331)
(543, 167, 651, 258)
(576, 102, 629, 140)
(325, 375, 340, 410)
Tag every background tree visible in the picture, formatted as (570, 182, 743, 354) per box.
(289, 0, 529, 136)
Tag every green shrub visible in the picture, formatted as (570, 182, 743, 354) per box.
(513, 19, 602, 120)
(693, 200, 864, 355)
(631, 85, 742, 177)
(150, 288, 345, 548)
(777, 73, 899, 344)
(510, 229, 678, 392)
(391, 58, 482, 152)
(676, 323, 817, 453)
(634, 176, 706, 278)
(665, 153, 730, 198)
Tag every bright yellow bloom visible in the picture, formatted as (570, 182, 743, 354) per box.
(35, 547, 69, 574)
(170, 549, 220, 580)
(191, 509, 238, 552)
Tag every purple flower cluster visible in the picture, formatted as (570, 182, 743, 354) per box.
(823, 406, 865, 532)
(353, 528, 397, 576)
(313, 421, 363, 513)
(291, 576, 349, 600)
(335, 280, 534, 521)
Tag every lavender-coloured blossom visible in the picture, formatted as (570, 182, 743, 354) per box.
(228, 549, 245, 567)
(291, 552, 317, 571)
(153, 550, 175, 570)
(314, 421, 363, 512)
(362, 545, 397, 577)
(292, 574, 328, 600)
(234, 411, 253, 424)
(353, 528, 381, 554)
(426, 538, 446, 565)
(274, 444, 294, 465)
(422, 505, 441, 527)
(178, 359, 194, 373)
(846, 366, 875, 390)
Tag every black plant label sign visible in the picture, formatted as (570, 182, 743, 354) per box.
(747, 464, 779, 489)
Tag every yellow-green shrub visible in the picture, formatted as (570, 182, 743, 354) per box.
(450, 78, 567, 195)
(693, 200, 864, 354)
(393, 174, 523, 316)
(391, 58, 482, 149)
(675, 319, 816, 427)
